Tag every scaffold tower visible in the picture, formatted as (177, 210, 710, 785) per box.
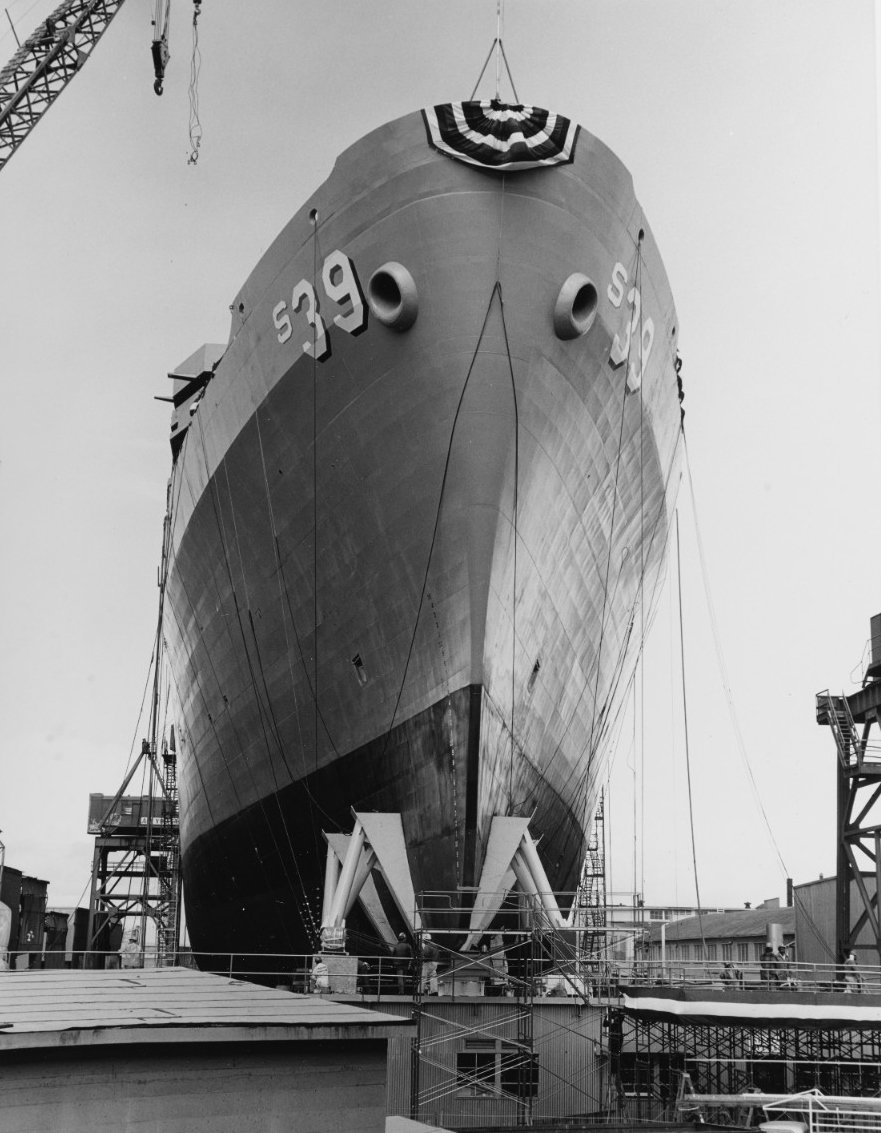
(84, 736, 181, 965)
(576, 791, 607, 957)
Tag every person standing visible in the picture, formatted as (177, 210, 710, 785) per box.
(844, 951, 863, 992)
(310, 955, 330, 993)
(720, 961, 743, 988)
(421, 932, 439, 995)
(760, 945, 779, 987)
(776, 945, 794, 988)
(392, 932, 412, 995)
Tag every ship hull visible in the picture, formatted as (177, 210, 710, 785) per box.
(165, 108, 682, 957)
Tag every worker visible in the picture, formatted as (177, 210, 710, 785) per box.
(720, 961, 743, 988)
(310, 955, 330, 993)
(120, 927, 142, 970)
(777, 945, 795, 989)
(392, 932, 412, 995)
(843, 951, 863, 993)
(759, 945, 779, 987)
(421, 932, 439, 995)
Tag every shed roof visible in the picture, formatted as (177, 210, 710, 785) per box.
(646, 908, 796, 943)
(0, 966, 412, 1052)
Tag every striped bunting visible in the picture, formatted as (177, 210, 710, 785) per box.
(620, 985, 881, 1030)
(422, 100, 579, 171)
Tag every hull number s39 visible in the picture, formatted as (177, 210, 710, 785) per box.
(272, 250, 367, 361)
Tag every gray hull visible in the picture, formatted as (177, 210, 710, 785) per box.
(164, 109, 682, 955)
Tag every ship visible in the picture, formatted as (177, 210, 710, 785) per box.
(162, 101, 684, 959)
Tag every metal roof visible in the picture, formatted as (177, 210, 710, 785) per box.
(0, 966, 412, 1051)
(645, 908, 796, 943)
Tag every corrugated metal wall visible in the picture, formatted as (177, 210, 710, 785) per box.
(383, 1000, 606, 1128)
(794, 876, 878, 966)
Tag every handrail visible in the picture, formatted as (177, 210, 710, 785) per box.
(4, 949, 881, 1001)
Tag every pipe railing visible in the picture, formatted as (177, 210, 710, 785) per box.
(3, 950, 880, 1001)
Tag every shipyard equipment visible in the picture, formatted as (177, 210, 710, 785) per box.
(0, 0, 199, 171)
(816, 613, 881, 965)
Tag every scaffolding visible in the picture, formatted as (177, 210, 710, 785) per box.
(607, 1007, 881, 1123)
(404, 888, 608, 1126)
(575, 792, 607, 958)
(85, 475, 183, 966)
(84, 736, 181, 966)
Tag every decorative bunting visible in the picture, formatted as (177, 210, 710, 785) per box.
(422, 100, 579, 171)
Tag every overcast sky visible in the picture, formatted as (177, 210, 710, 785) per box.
(0, 0, 878, 915)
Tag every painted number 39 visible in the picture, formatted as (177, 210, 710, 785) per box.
(272, 249, 367, 361)
(607, 261, 654, 393)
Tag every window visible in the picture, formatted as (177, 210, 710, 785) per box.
(754, 943, 765, 962)
(737, 943, 749, 963)
(707, 944, 717, 961)
(456, 1041, 538, 1099)
(457, 1046, 496, 1095)
(722, 943, 733, 961)
(500, 1049, 539, 1099)
(620, 1053, 653, 1096)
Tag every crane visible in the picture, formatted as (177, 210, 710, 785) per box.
(0, 0, 198, 173)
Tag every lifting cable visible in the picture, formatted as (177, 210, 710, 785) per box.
(216, 461, 321, 942)
(310, 209, 321, 780)
(185, 410, 317, 946)
(569, 358, 686, 825)
(681, 431, 839, 958)
(570, 426, 683, 826)
(637, 240, 646, 904)
(186, 0, 201, 164)
(682, 431, 791, 883)
(675, 509, 707, 958)
(377, 279, 507, 777)
(252, 409, 342, 833)
(548, 235, 647, 806)
(585, 235, 644, 763)
(469, 1, 519, 103)
(496, 276, 521, 813)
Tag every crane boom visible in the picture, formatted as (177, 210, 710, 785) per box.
(0, 0, 127, 172)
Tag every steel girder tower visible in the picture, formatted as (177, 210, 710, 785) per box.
(85, 737, 181, 965)
(816, 614, 881, 965)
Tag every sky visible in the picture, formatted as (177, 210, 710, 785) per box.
(0, 0, 879, 916)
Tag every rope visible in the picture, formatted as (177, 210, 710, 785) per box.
(586, 237, 643, 756)
(569, 391, 686, 826)
(549, 236, 643, 806)
(187, 1, 202, 165)
(377, 281, 505, 772)
(311, 209, 320, 777)
(495, 280, 520, 811)
(190, 409, 318, 945)
(252, 408, 341, 832)
(675, 509, 706, 958)
(682, 431, 792, 882)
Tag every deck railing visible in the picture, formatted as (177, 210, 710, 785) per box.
(3, 949, 879, 1002)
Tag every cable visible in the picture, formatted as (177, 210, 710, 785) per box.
(378, 280, 505, 770)
(682, 432, 791, 882)
(496, 279, 520, 812)
(675, 509, 706, 958)
(186, 1, 201, 165)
